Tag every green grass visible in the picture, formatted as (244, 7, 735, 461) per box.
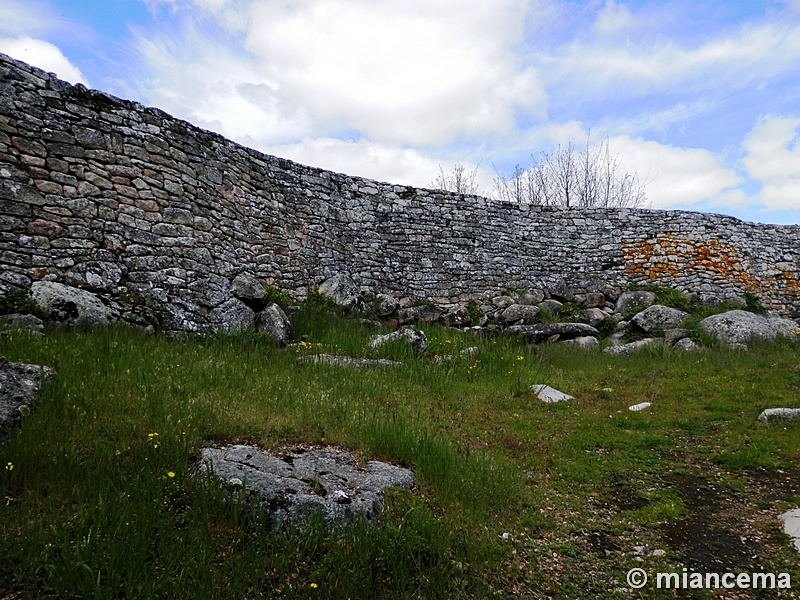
(1, 312, 799, 599)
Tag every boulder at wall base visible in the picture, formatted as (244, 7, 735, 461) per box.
(255, 303, 292, 343)
(697, 310, 800, 346)
(231, 273, 268, 311)
(0, 355, 54, 446)
(614, 291, 657, 316)
(211, 297, 256, 332)
(30, 281, 111, 328)
(397, 304, 441, 325)
(631, 305, 689, 333)
(198, 445, 415, 530)
(318, 274, 363, 311)
(506, 323, 599, 343)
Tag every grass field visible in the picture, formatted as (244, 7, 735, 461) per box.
(1, 304, 799, 599)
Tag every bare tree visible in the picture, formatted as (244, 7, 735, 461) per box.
(430, 162, 481, 195)
(492, 135, 650, 208)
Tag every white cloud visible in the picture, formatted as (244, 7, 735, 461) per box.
(607, 136, 743, 210)
(741, 115, 800, 211)
(0, 37, 87, 85)
(132, 0, 545, 148)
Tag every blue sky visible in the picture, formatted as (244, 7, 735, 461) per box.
(1, 0, 799, 224)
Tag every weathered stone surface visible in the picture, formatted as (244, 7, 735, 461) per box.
(199, 444, 415, 529)
(297, 354, 402, 368)
(68, 261, 124, 293)
(584, 308, 608, 327)
(397, 304, 441, 325)
(0, 313, 45, 335)
(538, 299, 563, 314)
(507, 323, 599, 343)
(0, 356, 54, 445)
(1, 52, 800, 337)
(757, 408, 800, 424)
(698, 310, 800, 346)
(373, 293, 399, 317)
(30, 281, 111, 328)
(559, 336, 600, 351)
(255, 303, 291, 343)
(631, 304, 689, 333)
(212, 298, 255, 332)
(501, 304, 540, 324)
(368, 327, 428, 354)
(231, 273, 267, 310)
(614, 291, 657, 315)
(318, 274, 363, 311)
(664, 328, 690, 344)
(585, 292, 606, 308)
(672, 337, 701, 352)
(602, 338, 664, 356)
(440, 305, 471, 328)
(532, 384, 573, 403)
(628, 402, 651, 412)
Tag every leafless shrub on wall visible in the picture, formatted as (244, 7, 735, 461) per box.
(430, 162, 481, 195)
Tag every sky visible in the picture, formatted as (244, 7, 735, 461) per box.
(1, 0, 799, 225)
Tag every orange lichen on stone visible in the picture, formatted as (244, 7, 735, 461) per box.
(621, 233, 800, 301)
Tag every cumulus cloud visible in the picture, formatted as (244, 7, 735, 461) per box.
(741, 115, 800, 211)
(0, 37, 88, 85)
(131, 0, 545, 149)
(606, 136, 743, 210)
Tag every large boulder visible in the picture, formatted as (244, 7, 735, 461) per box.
(0, 356, 54, 445)
(614, 291, 657, 316)
(603, 338, 665, 356)
(255, 303, 292, 343)
(30, 281, 111, 328)
(199, 445, 415, 530)
(318, 274, 363, 311)
(631, 305, 689, 333)
(697, 310, 800, 346)
(373, 294, 399, 318)
(440, 305, 471, 328)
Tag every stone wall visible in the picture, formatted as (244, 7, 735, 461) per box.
(1, 52, 799, 332)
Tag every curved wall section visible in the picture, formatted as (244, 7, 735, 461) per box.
(1, 53, 799, 331)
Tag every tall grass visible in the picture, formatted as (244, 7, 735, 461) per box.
(1, 314, 799, 598)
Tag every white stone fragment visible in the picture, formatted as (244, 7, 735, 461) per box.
(778, 509, 800, 554)
(532, 384, 573, 403)
(628, 402, 652, 412)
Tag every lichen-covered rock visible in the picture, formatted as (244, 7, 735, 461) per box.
(318, 274, 363, 312)
(368, 327, 428, 354)
(501, 304, 540, 324)
(560, 336, 600, 350)
(631, 305, 689, 333)
(440, 305, 471, 328)
(396, 304, 441, 325)
(198, 445, 415, 530)
(255, 303, 292, 343)
(212, 297, 255, 332)
(532, 384, 573, 403)
(374, 294, 399, 317)
(231, 274, 267, 310)
(698, 310, 800, 346)
(602, 338, 664, 356)
(614, 291, 657, 316)
(30, 281, 111, 328)
(0, 356, 54, 445)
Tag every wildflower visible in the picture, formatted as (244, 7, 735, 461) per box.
(5, 462, 12, 471)
(516, 355, 524, 361)
(148, 433, 159, 438)
(310, 583, 318, 589)
(167, 471, 175, 478)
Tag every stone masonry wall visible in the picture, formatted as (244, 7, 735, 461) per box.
(1, 53, 799, 332)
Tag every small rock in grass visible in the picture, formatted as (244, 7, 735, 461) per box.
(628, 402, 652, 412)
(532, 384, 573, 403)
(757, 408, 800, 424)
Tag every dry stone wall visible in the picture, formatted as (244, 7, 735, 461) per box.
(1, 53, 799, 332)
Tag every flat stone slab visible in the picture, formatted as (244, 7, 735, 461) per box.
(199, 445, 414, 529)
(778, 509, 800, 554)
(603, 338, 664, 356)
(757, 408, 800, 424)
(628, 402, 652, 412)
(297, 354, 402, 368)
(532, 384, 573, 403)
(506, 323, 599, 343)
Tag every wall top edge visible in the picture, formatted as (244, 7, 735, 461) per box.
(2, 52, 796, 231)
